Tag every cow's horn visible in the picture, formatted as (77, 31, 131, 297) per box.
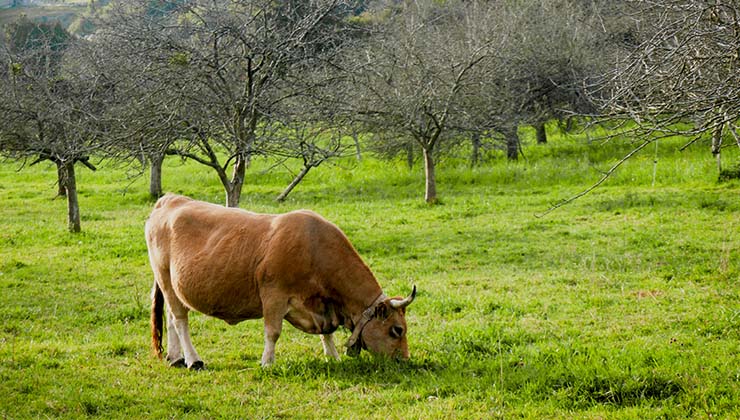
(389, 285, 416, 309)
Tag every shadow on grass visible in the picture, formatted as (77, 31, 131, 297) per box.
(253, 354, 444, 384)
(554, 371, 685, 409)
(245, 342, 689, 411)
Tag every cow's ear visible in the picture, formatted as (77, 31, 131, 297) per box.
(374, 302, 390, 319)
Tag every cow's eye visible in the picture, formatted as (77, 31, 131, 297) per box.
(390, 325, 404, 339)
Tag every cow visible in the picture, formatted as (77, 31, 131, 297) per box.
(145, 194, 416, 369)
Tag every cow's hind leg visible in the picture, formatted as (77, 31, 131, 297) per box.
(153, 265, 204, 370)
(165, 310, 185, 367)
(261, 319, 282, 367)
(160, 289, 204, 370)
(169, 304, 204, 370)
(321, 334, 340, 360)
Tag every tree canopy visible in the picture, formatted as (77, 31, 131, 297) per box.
(1, 0, 738, 227)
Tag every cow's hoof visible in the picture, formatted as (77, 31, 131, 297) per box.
(168, 358, 186, 368)
(188, 360, 205, 371)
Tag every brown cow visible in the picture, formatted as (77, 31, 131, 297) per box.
(146, 194, 416, 369)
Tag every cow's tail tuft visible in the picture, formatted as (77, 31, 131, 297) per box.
(151, 280, 164, 359)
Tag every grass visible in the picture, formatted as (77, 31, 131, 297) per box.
(1, 129, 740, 419)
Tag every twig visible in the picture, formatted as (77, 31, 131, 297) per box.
(536, 139, 652, 217)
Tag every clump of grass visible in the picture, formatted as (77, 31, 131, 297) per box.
(718, 161, 740, 182)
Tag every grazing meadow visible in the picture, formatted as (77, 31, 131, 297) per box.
(1, 129, 740, 418)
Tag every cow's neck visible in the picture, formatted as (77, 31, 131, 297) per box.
(339, 280, 384, 331)
(345, 291, 386, 351)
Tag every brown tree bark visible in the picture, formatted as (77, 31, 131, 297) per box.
(535, 121, 547, 144)
(62, 160, 81, 233)
(503, 126, 519, 160)
(225, 153, 248, 207)
(149, 153, 164, 199)
(276, 166, 311, 202)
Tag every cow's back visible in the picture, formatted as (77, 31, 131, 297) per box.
(259, 209, 381, 310)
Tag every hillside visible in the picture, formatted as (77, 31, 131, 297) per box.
(0, 1, 93, 31)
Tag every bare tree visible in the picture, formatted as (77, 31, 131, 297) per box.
(462, 0, 606, 159)
(96, 0, 358, 207)
(592, 1, 740, 174)
(349, 0, 608, 203)
(348, 0, 499, 204)
(0, 18, 110, 232)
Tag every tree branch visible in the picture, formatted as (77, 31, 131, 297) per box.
(537, 139, 653, 217)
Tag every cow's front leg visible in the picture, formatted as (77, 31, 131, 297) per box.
(261, 318, 282, 367)
(261, 301, 289, 367)
(321, 334, 340, 360)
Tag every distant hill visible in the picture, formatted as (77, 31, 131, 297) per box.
(0, 1, 100, 34)
(1, 1, 90, 8)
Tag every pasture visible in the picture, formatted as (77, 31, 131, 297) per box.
(1, 130, 739, 418)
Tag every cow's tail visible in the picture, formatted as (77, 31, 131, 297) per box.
(151, 280, 164, 359)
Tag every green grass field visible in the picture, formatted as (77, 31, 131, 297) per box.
(1, 129, 739, 419)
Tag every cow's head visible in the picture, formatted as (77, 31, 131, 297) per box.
(350, 285, 416, 360)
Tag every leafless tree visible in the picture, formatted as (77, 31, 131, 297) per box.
(270, 122, 347, 202)
(95, 0, 358, 207)
(592, 0, 740, 174)
(347, 0, 609, 203)
(0, 18, 111, 232)
(462, 0, 606, 158)
(347, 0, 500, 204)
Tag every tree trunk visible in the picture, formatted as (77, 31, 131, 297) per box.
(352, 131, 362, 161)
(55, 160, 67, 197)
(225, 153, 247, 208)
(225, 187, 240, 208)
(406, 143, 414, 169)
(470, 132, 481, 167)
(149, 153, 164, 199)
(62, 161, 81, 233)
(503, 126, 519, 160)
(711, 123, 723, 173)
(276, 166, 311, 202)
(422, 147, 437, 204)
(535, 121, 547, 144)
